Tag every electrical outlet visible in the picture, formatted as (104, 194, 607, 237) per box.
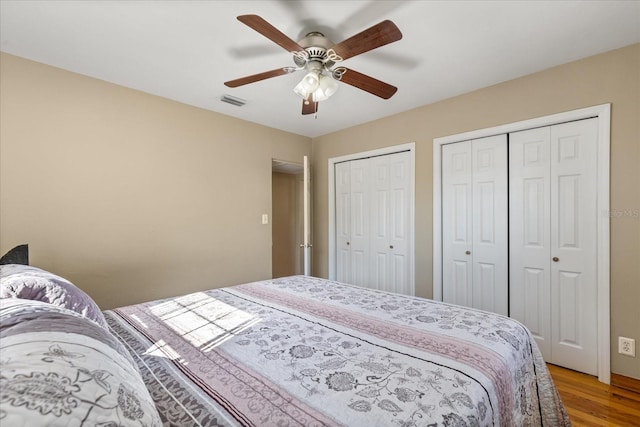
(618, 337, 636, 357)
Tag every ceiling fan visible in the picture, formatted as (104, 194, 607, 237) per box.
(224, 15, 403, 116)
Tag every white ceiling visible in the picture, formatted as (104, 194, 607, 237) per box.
(1, 1, 639, 138)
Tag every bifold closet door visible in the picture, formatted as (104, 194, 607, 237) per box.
(509, 127, 552, 358)
(509, 118, 598, 375)
(370, 151, 412, 294)
(335, 161, 351, 283)
(442, 135, 508, 315)
(349, 158, 371, 287)
(442, 141, 473, 307)
(335, 151, 412, 294)
(335, 158, 371, 288)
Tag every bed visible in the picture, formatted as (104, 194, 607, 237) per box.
(1, 264, 570, 426)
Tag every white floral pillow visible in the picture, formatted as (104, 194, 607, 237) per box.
(0, 299, 161, 426)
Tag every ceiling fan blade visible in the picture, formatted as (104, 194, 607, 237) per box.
(330, 20, 402, 61)
(237, 15, 304, 53)
(338, 68, 398, 99)
(224, 68, 293, 87)
(302, 98, 318, 115)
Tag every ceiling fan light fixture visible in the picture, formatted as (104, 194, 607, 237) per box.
(294, 70, 320, 99)
(226, 16, 403, 115)
(294, 69, 338, 103)
(313, 74, 339, 102)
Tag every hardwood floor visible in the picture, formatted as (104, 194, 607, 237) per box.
(547, 364, 640, 426)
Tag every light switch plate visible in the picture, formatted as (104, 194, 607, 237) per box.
(262, 214, 268, 225)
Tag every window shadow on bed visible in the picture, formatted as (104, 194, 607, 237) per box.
(145, 292, 261, 354)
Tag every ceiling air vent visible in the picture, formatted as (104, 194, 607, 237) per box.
(220, 94, 247, 107)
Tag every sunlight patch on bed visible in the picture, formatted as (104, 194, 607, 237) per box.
(129, 314, 148, 329)
(143, 339, 183, 362)
(148, 292, 260, 351)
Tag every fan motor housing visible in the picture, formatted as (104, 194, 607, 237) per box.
(293, 31, 335, 68)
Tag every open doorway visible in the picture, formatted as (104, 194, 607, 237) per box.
(272, 159, 304, 278)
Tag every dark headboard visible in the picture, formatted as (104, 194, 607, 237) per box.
(0, 244, 29, 265)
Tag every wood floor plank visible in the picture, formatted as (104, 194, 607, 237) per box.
(547, 364, 640, 427)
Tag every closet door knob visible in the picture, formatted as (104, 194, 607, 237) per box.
(553, 257, 559, 262)
(346, 242, 350, 245)
(465, 250, 471, 255)
(389, 245, 394, 249)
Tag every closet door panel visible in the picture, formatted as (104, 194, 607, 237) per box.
(509, 127, 552, 359)
(523, 178, 545, 247)
(350, 159, 370, 287)
(556, 271, 580, 343)
(471, 135, 508, 315)
(550, 118, 598, 375)
(442, 142, 473, 307)
(522, 267, 547, 339)
(391, 254, 407, 294)
(371, 156, 390, 290)
(450, 261, 471, 305)
(373, 253, 387, 291)
(475, 262, 497, 311)
(335, 162, 351, 283)
(389, 151, 411, 294)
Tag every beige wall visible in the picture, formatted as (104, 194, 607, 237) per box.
(0, 53, 311, 309)
(312, 43, 640, 379)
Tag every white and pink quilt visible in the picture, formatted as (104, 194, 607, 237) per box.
(105, 275, 570, 427)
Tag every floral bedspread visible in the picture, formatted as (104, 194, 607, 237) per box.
(105, 276, 570, 427)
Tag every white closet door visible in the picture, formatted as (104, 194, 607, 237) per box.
(442, 137, 508, 314)
(336, 151, 413, 294)
(510, 118, 598, 375)
(371, 155, 390, 291)
(335, 161, 351, 283)
(370, 152, 412, 293)
(550, 118, 598, 375)
(442, 141, 473, 307)
(471, 135, 508, 315)
(349, 158, 370, 287)
(509, 127, 553, 359)
(388, 151, 412, 295)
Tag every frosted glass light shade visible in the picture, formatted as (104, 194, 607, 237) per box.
(293, 71, 338, 102)
(294, 71, 320, 98)
(313, 75, 339, 102)
(293, 79, 310, 99)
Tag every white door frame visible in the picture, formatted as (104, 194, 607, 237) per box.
(329, 142, 416, 294)
(432, 104, 611, 384)
(271, 159, 306, 276)
(303, 156, 311, 275)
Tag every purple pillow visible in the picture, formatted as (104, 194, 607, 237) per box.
(0, 264, 108, 329)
